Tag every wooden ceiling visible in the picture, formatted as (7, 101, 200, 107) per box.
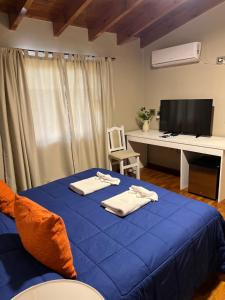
(0, 0, 224, 48)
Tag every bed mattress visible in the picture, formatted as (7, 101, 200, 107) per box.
(0, 168, 225, 299)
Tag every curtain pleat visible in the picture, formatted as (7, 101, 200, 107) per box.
(0, 135, 5, 180)
(65, 57, 114, 172)
(24, 54, 75, 184)
(0, 48, 41, 191)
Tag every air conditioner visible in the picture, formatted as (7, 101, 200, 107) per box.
(151, 42, 201, 68)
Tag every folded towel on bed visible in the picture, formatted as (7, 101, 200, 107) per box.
(101, 186, 158, 217)
(96, 172, 120, 185)
(129, 185, 158, 201)
(69, 172, 120, 195)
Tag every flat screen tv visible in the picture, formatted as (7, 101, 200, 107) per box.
(159, 99, 213, 137)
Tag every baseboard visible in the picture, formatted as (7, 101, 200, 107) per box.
(146, 163, 180, 176)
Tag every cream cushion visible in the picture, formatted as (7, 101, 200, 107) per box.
(12, 279, 104, 300)
(109, 150, 140, 160)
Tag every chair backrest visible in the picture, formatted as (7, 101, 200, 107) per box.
(107, 126, 126, 153)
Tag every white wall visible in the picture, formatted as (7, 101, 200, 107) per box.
(144, 2, 225, 136)
(143, 2, 225, 169)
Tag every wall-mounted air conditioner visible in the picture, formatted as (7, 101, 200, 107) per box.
(151, 42, 201, 68)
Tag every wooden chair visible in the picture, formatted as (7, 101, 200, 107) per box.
(107, 126, 140, 179)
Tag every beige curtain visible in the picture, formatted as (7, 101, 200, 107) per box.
(65, 56, 114, 171)
(0, 48, 41, 191)
(24, 54, 75, 183)
(0, 135, 5, 180)
(0, 48, 114, 190)
(24, 53, 114, 178)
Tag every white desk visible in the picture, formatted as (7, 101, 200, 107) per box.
(126, 130, 225, 202)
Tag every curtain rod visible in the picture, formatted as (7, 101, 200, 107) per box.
(21, 48, 116, 60)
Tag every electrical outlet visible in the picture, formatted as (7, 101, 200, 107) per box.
(156, 110, 160, 120)
(217, 56, 225, 65)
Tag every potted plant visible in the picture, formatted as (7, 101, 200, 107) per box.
(137, 107, 154, 132)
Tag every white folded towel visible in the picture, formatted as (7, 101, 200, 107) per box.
(96, 171, 120, 185)
(129, 185, 158, 201)
(101, 186, 158, 217)
(69, 172, 120, 195)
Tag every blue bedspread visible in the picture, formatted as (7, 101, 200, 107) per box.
(0, 168, 225, 300)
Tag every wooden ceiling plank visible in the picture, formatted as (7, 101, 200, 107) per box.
(53, 0, 94, 36)
(88, 0, 144, 41)
(117, 0, 188, 45)
(9, 0, 34, 30)
(140, 0, 225, 48)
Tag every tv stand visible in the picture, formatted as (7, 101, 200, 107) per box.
(126, 129, 225, 202)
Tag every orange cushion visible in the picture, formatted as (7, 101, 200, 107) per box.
(15, 195, 76, 279)
(0, 180, 15, 218)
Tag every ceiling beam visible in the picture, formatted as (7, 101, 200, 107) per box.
(117, 0, 188, 45)
(53, 0, 93, 36)
(8, 0, 34, 30)
(88, 0, 144, 41)
(140, 0, 225, 48)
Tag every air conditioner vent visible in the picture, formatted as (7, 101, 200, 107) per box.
(152, 42, 201, 68)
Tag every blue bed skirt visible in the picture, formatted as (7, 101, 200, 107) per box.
(0, 168, 225, 299)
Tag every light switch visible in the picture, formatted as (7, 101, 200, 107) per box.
(216, 56, 225, 64)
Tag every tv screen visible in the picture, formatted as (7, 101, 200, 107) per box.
(159, 99, 213, 136)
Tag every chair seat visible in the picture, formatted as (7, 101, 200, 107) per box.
(109, 150, 140, 160)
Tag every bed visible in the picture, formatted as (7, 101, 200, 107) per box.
(0, 168, 225, 300)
